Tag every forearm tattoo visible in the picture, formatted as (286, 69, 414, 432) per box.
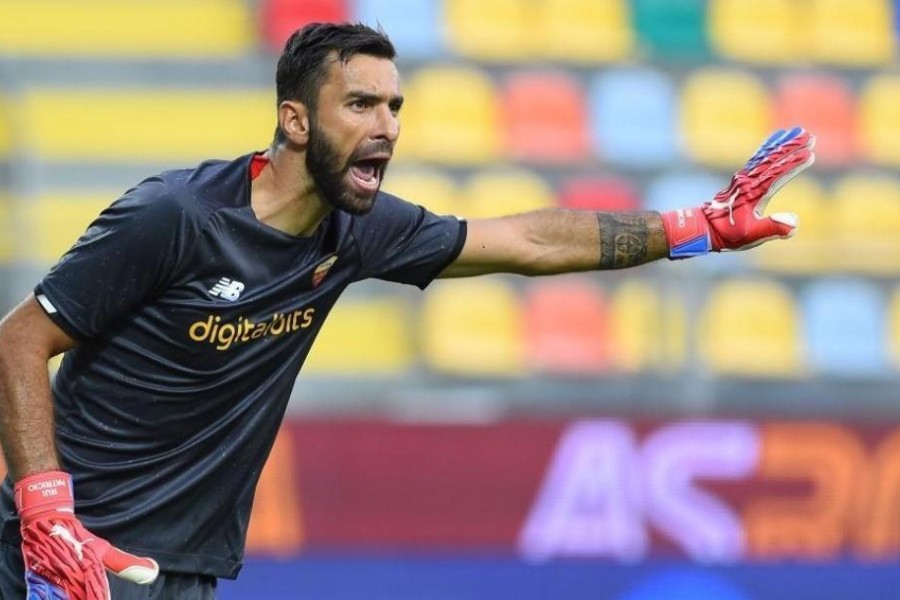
(596, 212, 655, 269)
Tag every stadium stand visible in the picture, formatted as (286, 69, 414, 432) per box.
(807, 0, 895, 66)
(460, 169, 555, 219)
(709, 0, 800, 64)
(609, 279, 687, 373)
(443, 0, 532, 62)
(556, 175, 640, 212)
(831, 174, 900, 274)
(858, 74, 900, 167)
(19, 194, 112, 265)
(0, 195, 11, 265)
(261, 0, 348, 53)
(631, 0, 709, 61)
(381, 169, 462, 217)
(536, 0, 634, 63)
(354, 0, 444, 60)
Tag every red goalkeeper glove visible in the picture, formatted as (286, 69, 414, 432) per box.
(15, 470, 159, 600)
(662, 127, 815, 258)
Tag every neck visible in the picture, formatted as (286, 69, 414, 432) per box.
(250, 144, 332, 237)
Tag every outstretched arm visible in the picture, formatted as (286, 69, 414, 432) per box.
(440, 127, 815, 279)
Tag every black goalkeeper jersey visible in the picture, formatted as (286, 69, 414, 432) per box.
(0, 152, 466, 578)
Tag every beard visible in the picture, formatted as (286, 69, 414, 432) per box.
(306, 119, 389, 216)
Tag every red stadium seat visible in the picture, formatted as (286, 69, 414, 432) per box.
(774, 73, 857, 168)
(523, 276, 613, 374)
(501, 70, 589, 163)
(557, 175, 640, 211)
(261, 0, 349, 53)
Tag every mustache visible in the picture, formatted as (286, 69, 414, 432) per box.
(350, 140, 394, 161)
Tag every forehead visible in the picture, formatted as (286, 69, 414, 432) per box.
(320, 53, 400, 96)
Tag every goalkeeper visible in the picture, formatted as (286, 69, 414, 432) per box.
(0, 22, 814, 600)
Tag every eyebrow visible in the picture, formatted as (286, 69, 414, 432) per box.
(347, 90, 404, 108)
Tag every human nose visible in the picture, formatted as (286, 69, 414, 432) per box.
(373, 104, 400, 144)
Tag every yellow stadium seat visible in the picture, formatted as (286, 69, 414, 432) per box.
(461, 170, 555, 219)
(396, 67, 501, 166)
(304, 297, 413, 375)
(831, 174, 900, 275)
(0, 0, 254, 58)
(537, 0, 634, 63)
(709, 0, 801, 64)
(859, 74, 900, 168)
(0, 95, 11, 158)
(752, 177, 831, 274)
(421, 278, 525, 376)
(382, 169, 464, 217)
(21, 88, 272, 163)
(610, 279, 687, 373)
(19, 194, 112, 264)
(680, 68, 773, 168)
(700, 279, 802, 377)
(443, 0, 532, 61)
(807, 0, 895, 66)
(889, 288, 900, 369)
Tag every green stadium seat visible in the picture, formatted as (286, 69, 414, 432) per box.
(709, 0, 801, 64)
(381, 169, 462, 218)
(19, 194, 112, 264)
(523, 276, 613, 375)
(500, 70, 589, 164)
(832, 174, 900, 275)
(807, 0, 895, 66)
(610, 280, 687, 373)
(421, 278, 525, 376)
(261, 0, 348, 54)
(443, 0, 532, 62)
(396, 67, 501, 166)
(679, 68, 773, 168)
(774, 73, 858, 168)
(859, 74, 900, 167)
(304, 297, 413, 375)
(21, 88, 272, 163)
(461, 170, 555, 219)
(632, 0, 709, 61)
(0, 0, 254, 58)
(752, 176, 832, 275)
(700, 279, 803, 378)
(536, 0, 634, 63)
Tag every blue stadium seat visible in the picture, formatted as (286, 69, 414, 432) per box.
(588, 69, 678, 168)
(353, 0, 444, 60)
(802, 279, 887, 376)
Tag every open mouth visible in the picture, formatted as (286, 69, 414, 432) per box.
(349, 158, 388, 193)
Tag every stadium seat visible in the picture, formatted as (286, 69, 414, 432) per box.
(700, 279, 802, 378)
(19, 194, 112, 265)
(632, 0, 709, 61)
(588, 69, 678, 168)
(709, 0, 800, 64)
(751, 176, 832, 274)
(807, 0, 895, 66)
(679, 68, 773, 168)
(557, 176, 640, 212)
(774, 74, 858, 168)
(0, 95, 11, 158)
(381, 169, 463, 218)
(21, 88, 272, 164)
(536, 0, 634, 63)
(610, 279, 687, 372)
(461, 170, 555, 219)
(501, 70, 589, 164)
(442, 0, 532, 62)
(420, 278, 525, 376)
(304, 297, 413, 375)
(831, 174, 900, 274)
(889, 287, 900, 368)
(0, 0, 254, 58)
(0, 195, 11, 264)
(353, 0, 444, 60)
(261, 0, 348, 53)
(802, 279, 887, 377)
(859, 74, 900, 167)
(395, 67, 501, 165)
(522, 276, 613, 375)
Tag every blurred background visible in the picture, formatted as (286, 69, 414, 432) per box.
(1, 0, 900, 598)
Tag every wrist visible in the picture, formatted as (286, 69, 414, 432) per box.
(14, 470, 75, 522)
(661, 207, 712, 259)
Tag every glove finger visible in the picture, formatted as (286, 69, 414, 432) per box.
(746, 128, 814, 175)
(752, 148, 815, 215)
(90, 540, 159, 585)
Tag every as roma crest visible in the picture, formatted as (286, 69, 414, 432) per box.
(312, 255, 338, 288)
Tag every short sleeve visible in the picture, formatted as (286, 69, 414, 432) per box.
(35, 178, 194, 340)
(352, 192, 466, 289)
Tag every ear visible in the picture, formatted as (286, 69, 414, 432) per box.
(278, 100, 310, 146)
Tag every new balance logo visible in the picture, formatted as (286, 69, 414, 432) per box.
(208, 278, 245, 301)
